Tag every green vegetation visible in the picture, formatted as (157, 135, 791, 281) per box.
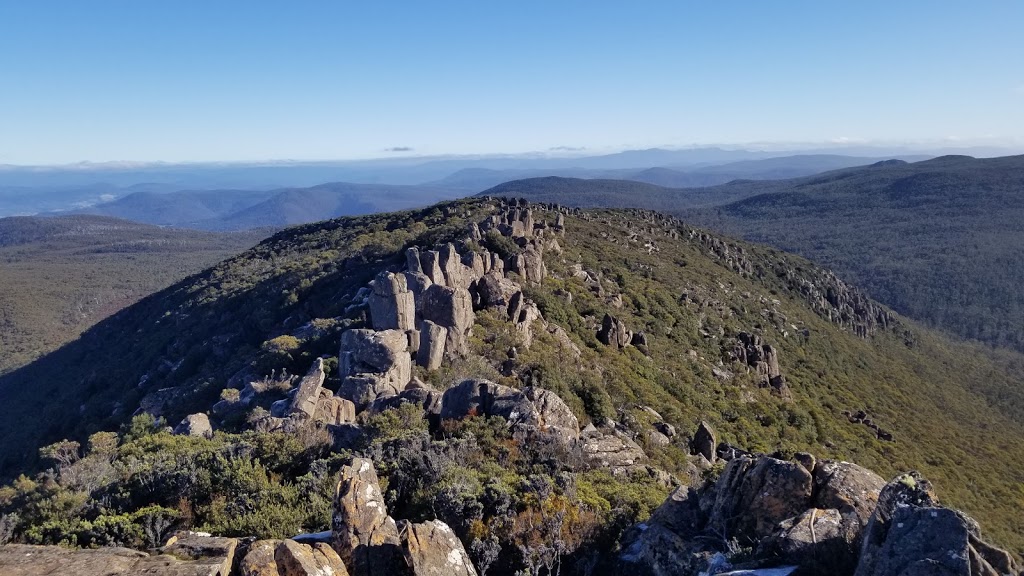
(491, 155, 1024, 353)
(0, 198, 1022, 565)
(0, 215, 263, 374)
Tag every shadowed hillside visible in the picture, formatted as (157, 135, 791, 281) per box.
(0, 215, 264, 374)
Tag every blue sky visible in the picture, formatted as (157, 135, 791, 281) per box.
(1, 1, 1022, 164)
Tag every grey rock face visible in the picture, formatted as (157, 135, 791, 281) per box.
(690, 420, 717, 464)
(315, 393, 357, 426)
(598, 313, 632, 348)
(338, 329, 412, 408)
(580, 425, 648, 474)
(417, 320, 447, 371)
(854, 472, 1018, 576)
(440, 379, 579, 447)
(368, 272, 416, 331)
(708, 456, 813, 542)
(420, 284, 474, 357)
(288, 358, 326, 419)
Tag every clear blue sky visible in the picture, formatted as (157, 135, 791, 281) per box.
(1, 1, 1022, 164)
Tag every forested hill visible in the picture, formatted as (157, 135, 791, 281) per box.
(0, 215, 264, 374)
(484, 155, 1024, 352)
(0, 198, 1022, 561)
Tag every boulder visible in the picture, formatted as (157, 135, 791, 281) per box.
(690, 420, 717, 463)
(707, 456, 813, 543)
(239, 539, 279, 576)
(240, 539, 350, 576)
(288, 358, 326, 419)
(598, 314, 632, 348)
(368, 272, 417, 331)
(812, 461, 885, 527)
(761, 508, 861, 576)
(368, 381, 443, 422)
(417, 320, 447, 371)
(159, 532, 239, 574)
(580, 425, 648, 474)
(315, 393, 357, 426)
(277, 540, 348, 576)
(173, 413, 213, 439)
(474, 272, 518, 309)
(854, 472, 1018, 576)
(332, 458, 404, 576)
(618, 487, 707, 576)
(338, 329, 412, 408)
(398, 519, 478, 576)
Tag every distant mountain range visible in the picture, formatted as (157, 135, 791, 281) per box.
(484, 154, 1024, 353)
(0, 148, 981, 217)
(72, 182, 464, 230)
(430, 154, 931, 190)
(1, 153, 929, 224)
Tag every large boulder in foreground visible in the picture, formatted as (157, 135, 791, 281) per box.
(706, 455, 813, 542)
(240, 538, 349, 576)
(332, 458, 404, 576)
(854, 472, 1019, 576)
(620, 454, 894, 576)
(0, 532, 239, 576)
(332, 458, 477, 576)
(398, 519, 477, 576)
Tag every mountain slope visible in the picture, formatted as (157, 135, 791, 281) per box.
(0, 215, 264, 374)
(77, 189, 278, 225)
(0, 198, 1021, 559)
(487, 155, 1024, 353)
(74, 182, 463, 230)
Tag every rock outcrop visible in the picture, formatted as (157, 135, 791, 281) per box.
(397, 519, 477, 576)
(854, 472, 1019, 576)
(439, 379, 579, 448)
(338, 329, 413, 409)
(332, 458, 404, 575)
(730, 332, 789, 396)
(690, 420, 717, 464)
(597, 313, 633, 349)
(368, 272, 417, 331)
(332, 458, 477, 576)
(0, 532, 238, 576)
(420, 284, 475, 357)
(620, 454, 889, 576)
(416, 320, 447, 371)
(240, 538, 349, 576)
(287, 358, 326, 419)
